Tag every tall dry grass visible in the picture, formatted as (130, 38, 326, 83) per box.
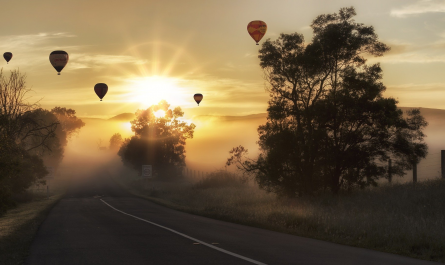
(117, 172, 445, 263)
(0, 194, 62, 264)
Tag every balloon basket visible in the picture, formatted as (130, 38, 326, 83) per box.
(58, 72, 60, 75)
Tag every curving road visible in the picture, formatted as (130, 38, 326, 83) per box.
(26, 175, 439, 265)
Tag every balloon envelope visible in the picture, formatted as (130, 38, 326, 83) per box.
(94, 83, 108, 101)
(3, 52, 12, 63)
(247, 20, 267, 45)
(49, 51, 69, 75)
(194, 93, 203, 106)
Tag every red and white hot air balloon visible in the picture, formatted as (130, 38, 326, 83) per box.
(247, 21, 267, 45)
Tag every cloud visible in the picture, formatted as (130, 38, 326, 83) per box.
(0, 32, 76, 50)
(385, 83, 445, 110)
(0, 32, 82, 68)
(387, 83, 445, 92)
(69, 54, 147, 69)
(0, 32, 146, 69)
(391, 0, 445, 18)
(366, 39, 445, 64)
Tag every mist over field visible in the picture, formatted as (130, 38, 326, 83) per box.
(58, 112, 265, 178)
(56, 107, 445, 184)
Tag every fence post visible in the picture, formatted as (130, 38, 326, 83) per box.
(413, 162, 417, 184)
(194, 170, 196, 178)
(442, 150, 445, 179)
(388, 158, 392, 183)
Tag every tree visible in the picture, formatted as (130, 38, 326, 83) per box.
(50, 107, 85, 147)
(0, 139, 48, 214)
(24, 109, 65, 168)
(0, 69, 52, 212)
(0, 69, 59, 152)
(118, 100, 195, 179)
(109, 133, 123, 151)
(227, 7, 427, 196)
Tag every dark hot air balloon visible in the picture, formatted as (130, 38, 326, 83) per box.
(94, 83, 108, 101)
(194, 93, 203, 106)
(247, 21, 267, 45)
(49, 50, 68, 75)
(3, 52, 12, 64)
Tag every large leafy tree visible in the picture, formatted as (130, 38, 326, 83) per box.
(50, 107, 85, 147)
(118, 100, 195, 179)
(0, 69, 85, 213)
(0, 69, 51, 212)
(0, 69, 59, 152)
(227, 7, 427, 196)
(109, 133, 123, 151)
(25, 108, 84, 168)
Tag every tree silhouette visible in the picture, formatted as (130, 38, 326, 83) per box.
(227, 7, 427, 196)
(118, 100, 195, 180)
(0, 69, 51, 212)
(109, 133, 123, 151)
(50, 107, 85, 146)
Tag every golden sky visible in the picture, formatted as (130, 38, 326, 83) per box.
(2, 0, 445, 119)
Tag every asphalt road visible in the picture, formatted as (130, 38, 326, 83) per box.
(26, 175, 439, 265)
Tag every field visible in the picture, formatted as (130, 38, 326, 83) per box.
(116, 171, 445, 263)
(0, 191, 63, 265)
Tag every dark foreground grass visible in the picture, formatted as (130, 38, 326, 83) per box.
(0, 193, 62, 265)
(115, 174, 445, 263)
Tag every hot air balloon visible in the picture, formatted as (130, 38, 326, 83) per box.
(3, 52, 12, 64)
(94, 83, 108, 101)
(194, 93, 203, 106)
(49, 50, 68, 75)
(247, 21, 267, 45)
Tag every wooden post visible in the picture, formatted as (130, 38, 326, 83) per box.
(194, 170, 196, 178)
(413, 162, 417, 184)
(388, 158, 392, 183)
(441, 150, 445, 179)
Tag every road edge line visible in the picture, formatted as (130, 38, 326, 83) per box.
(100, 199, 267, 265)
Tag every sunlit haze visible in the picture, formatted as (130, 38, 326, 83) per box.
(3, 2, 445, 263)
(3, 0, 445, 178)
(4, 0, 445, 118)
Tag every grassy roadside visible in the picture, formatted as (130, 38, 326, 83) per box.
(114, 172, 445, 263)
(0, 193, 63, 265)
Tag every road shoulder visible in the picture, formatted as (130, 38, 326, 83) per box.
(0, 194, 63, 264)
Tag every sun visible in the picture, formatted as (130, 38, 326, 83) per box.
(126, 75, 188, 108)
(154, 110, 165, 118)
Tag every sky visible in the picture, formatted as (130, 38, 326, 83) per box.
(2, 0, 445, 119)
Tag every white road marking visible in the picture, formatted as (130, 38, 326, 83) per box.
(100, 199, 267, 265)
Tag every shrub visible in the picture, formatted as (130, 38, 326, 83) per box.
(194, 170, 246, 189)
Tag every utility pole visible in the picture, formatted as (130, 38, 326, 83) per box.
(388, 158, 392, 183)
(441, 150, 445, 179)
(413, 162, 417, 184)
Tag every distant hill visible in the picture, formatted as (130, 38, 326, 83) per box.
(195, 113, 267, 122)
(108, 113, 135, 121)
(399, 107, 445, 119)
(100, 107, 445, 124)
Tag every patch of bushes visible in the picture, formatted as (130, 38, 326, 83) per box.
(194, 170, 246, 189)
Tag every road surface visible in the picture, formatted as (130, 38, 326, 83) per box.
(26, 175, 439, 265)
